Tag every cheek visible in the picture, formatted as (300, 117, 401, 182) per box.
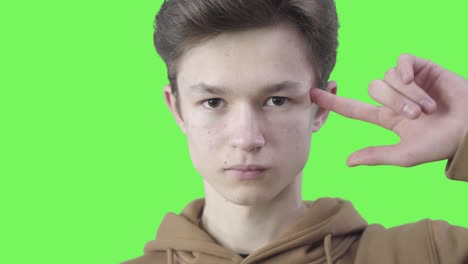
(273, 114, 313, 161)
(281, 124, 311, 150)
(276, 109, 313, 140)
(185, 118, 226, 158)
(185, 125, 221, 178)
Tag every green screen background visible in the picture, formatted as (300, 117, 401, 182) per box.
(1, 0, 466, 263)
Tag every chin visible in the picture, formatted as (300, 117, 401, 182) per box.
(219, 188, 277, 206)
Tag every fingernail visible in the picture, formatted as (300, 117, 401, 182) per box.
(419, 99, 435, 112)
(402, 73, 412, 84)
(403, 104, 418, 118)
(347, 158, 359, 167)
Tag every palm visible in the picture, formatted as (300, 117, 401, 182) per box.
(311, 55, 468, 167)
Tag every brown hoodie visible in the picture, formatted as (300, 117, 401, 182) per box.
(123, 132, 468, 264)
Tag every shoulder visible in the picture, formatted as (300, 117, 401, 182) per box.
(354, 219, 468, 264)
(354, 219, 436, 264)
(121, 252, 167, 264)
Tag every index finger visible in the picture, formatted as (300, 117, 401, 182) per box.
(310, 88, 389, 128)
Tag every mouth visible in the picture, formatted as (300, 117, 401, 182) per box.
(226, 164, 267, 170)
(224, 165, 268, 180)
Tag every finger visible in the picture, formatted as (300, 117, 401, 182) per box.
(347, 144, 417, 167)
(397, 53, 431, 84)
(368, 79, 422, 119)
(310, 88, 384, 127)
(384, 67, 437, 114)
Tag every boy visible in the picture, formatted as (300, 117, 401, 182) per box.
(124, 0, 468, 263)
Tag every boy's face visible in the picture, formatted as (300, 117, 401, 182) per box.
(164, 22, 334, 205)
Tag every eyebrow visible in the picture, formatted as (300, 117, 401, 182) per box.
(189, 80, 303, 95)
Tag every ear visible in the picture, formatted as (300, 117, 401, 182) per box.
(311, 81, 337, 132)
(163, 85, 187, 134)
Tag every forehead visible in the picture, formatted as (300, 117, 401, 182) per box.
(177, 22, 316, 94)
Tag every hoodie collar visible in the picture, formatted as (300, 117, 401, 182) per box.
(144, 197, 368, 264)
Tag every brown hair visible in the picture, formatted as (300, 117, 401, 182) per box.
(153, 0, 339, 111)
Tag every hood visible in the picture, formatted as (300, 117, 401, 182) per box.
(143, 197, 368, 264)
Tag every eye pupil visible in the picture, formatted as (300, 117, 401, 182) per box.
(272, 97, 285, 106)
(208, 99, 220, 108)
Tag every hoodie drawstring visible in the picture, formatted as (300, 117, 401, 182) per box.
(166, 248, 174, 264)
(324, 233, 333, 264)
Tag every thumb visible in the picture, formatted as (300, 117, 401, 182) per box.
(347, 145, 405, 167)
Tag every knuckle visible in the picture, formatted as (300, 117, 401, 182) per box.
(395, 101, 409, 114)
(399, 152, 418, 167)
(404, 161, 417, 168)
(399, 53, 412, 63)
(398, 161, 410, 167)
(368, 80, 382, 96)
(375, 107, 385, 125)
(425, 60, 437, 71)
(397, 158, 411, 167)
(396, 100, 408, 114)
(384, 68, 397, 80)
(369, 79, 383, 89)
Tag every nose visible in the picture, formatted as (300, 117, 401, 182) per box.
(229, 106, 265, 152)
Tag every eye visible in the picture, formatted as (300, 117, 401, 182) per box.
(201, 98, 225, 109)
(266, 96, 290, 107)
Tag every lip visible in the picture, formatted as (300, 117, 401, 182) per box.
(226, 164, 267, 170)
(225, 164, 268, 180)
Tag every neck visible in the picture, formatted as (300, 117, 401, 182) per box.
(200, 174, 305, 255)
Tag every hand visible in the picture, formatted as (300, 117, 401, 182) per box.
(310, 54, 468, 167)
